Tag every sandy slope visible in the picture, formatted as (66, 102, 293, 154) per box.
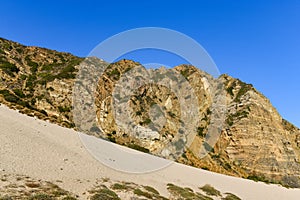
(0, 104, 299, 199)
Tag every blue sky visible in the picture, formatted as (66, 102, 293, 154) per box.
(1, 0, 299, 127)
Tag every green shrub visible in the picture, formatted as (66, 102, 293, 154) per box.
(143, 186, 159, 195)
(108, 136, 116, 143)
(13, 89, 25, 98)
(168, 111, 176, 118)
(142, 118, 151, 125)
(226, 86, 234, 96)
(167, 183, 212, 199)
(0, 89, 18, 103)
(25, 56, 38, 72)
(58, 106, 71, 113)
(136, 110, 142, 115)
(197, 127, 205, 137)
(182, 152, 187, 159)
(37, 73, 55, 85)
(199, 184, 221, 197)
(226, 110, 249, 126)
(90, 188, 120, 200)
(16, 47, 23, 53)
(133, 188, 153, 199)
(57, 54, 66, 63)
(222, 193, 241, 200)
(55, 65, 77, 79)
(108, 69, 120, 78)
(2, 43, 12, 50)
(0, 89, 31, 108)
(247, 175, 271, 183)
(111, 183, 129, 190)
(20, 74, 27, 80)
(211, 154, 220, 159)
(38, 110, 47, 116)
(180, 69, 189, 79)
(234, 81, 252, 102)
(26, 75, 37, 89)
(222, 162, 232, 170)
(0, 61, 19, 77)
(56, 71, 76, 79)
(41, 63, 59, 71)
(62, 65, 76, 74)
(31, 65, 38, 73)
(51, 189, 68, 196)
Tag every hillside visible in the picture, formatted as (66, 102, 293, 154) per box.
(1, 104, 300, 199)
(0, 37, 300, 188)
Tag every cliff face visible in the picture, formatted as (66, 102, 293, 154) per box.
(216, 76, 300, 187)
(1, 37, 299, 188)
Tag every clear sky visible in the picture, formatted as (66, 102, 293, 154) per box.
(1, 0, 299, 127)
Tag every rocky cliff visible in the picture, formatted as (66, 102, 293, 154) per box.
(1, 37, 299, 188)
(0, 37, 82, 127)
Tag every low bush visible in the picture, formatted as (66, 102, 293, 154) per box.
(111, 183, 129, 190)
(0, 89, 18, 103)
(199, 184, 221, 197)
(58, 106, 71, 113)
(167, 183, 212, 200)
(222, 193, 241, 200)
(197, 127, 205, 137)
(13, 89, 25, 98)
(133, 188, 153, 199)
(90, 188, 120, 200)
(143, 186, 159, 195)
(0, 61, 19, 77)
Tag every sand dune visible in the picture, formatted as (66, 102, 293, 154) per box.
(0, 104, 299, 199)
